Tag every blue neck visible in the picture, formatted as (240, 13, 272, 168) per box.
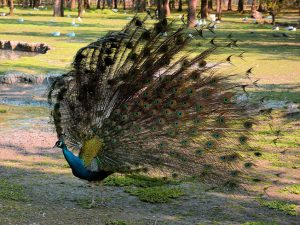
(61, 144, 112, 181)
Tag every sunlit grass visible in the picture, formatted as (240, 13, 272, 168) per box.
(258, 199, 298, 216)
(0, 8, 299, 84)
(281, 184, 300, 195)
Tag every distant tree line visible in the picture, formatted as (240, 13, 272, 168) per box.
(1, 0, 299, 26)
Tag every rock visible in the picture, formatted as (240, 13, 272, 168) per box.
(0, 40, 50, 54)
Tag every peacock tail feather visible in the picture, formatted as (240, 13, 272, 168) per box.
(48, 16, 262, 189)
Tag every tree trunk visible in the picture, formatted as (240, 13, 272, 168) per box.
(70, 0, 75, 10)
(208, 0, 212, 10)
(22, 0, 29, 7)
(251, 0, 256, 12)
(123, 0, 125, 10)
(187, 0, 197, 28)
(1, 0, 7, 7)
(114, 0, 117, 8)
(171, 0, 175, 9)
(84, 0, 90, 9)
(216, 0, 222, 20)
(178, 0, 182, 11)
(227, 0, 232, 11)
(96, 0, 101, 8)
(136, 0, 146, 11)
(53, 0, 64, 17)
(163, 0, 170, 17)
(102, 0, 105, 9)
(78, 0, 83, 17)
(238, 0, 244, 12)
(271, 13, 275, 25)
(157, 0, 165, 19)
(33, 0, 39, 7)
(107, 0, 112, 8)
(258, 0, 263, 11)
(200, 0, 208, 18)
(8, 0, 13, 16)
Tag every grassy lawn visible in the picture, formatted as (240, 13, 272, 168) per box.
(0, 8, 299, 84)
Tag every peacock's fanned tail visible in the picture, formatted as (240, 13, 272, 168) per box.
(48, 17, 259, 189)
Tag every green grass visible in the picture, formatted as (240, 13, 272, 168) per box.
(105, 220, 130, 225)
(281, 184, 300, 195)
(0, 179, 26, 201)
(104, 174, 183, 203)
(125, 186, 184, 203)
(0, 8, 299, 85)
(242, 222, 279, 225)
(258, 199, 298, 216)
(104, 174, 179, 187)
(0, 109, 7, 113)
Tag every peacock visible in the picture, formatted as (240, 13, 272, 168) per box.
(49, 16, 263, 205)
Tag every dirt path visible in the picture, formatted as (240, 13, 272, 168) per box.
(0, 83, 299, 225)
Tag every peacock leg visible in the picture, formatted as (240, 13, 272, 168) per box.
(98, 181, 108, 207)
(87, 182, 96, 208)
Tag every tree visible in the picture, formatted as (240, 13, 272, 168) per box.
(70, 0, 76, 10)
(178, 0, 182, 11)
(258, 0, 263, 11)
(268, 0, 283, 25)
(1, 0, 7, 7)
(136, 0, 146, 12)
(84, 0, 90, 9)
(200, 0, 208, 18)
(227, 0, 232, 11)
(208, 0, 213, 10)
(238, 0, 244, 12)
(114, 0, 117, 8)
(8, 0, 13, 16)
(157, 0, 170, 18)
(157, 0, 164, 19)
(187, 0, 197, 28)
(163, 0, 171, 16)
(53, 0, 64, 17)
(251, 0, 257, 11)
(78, 0, 83, 17)
(216, 0, 222, 20)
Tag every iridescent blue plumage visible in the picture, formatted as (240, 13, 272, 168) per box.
(55, 140, 112, 182)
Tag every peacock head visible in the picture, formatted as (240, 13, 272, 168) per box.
(53, 139, 65, 149)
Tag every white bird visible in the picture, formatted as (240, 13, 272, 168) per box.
(266, 15, 272, 19)
(18, 18, 24, 23)
(51, 32, 61, 37)
(243, 17, 248, 21)
(71, 19, 79, 27)
(202, 19, 207, 25)
(162, 32, 168, 37)
(285, 26, 296, 31)
(66, 32, 76, 37)
(272, 26, 279, 31)
(77, 17, 82, 22)
(0, 12, 6, 16)
(126, 17, 133, 20)
(112, 9, 118, 13)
